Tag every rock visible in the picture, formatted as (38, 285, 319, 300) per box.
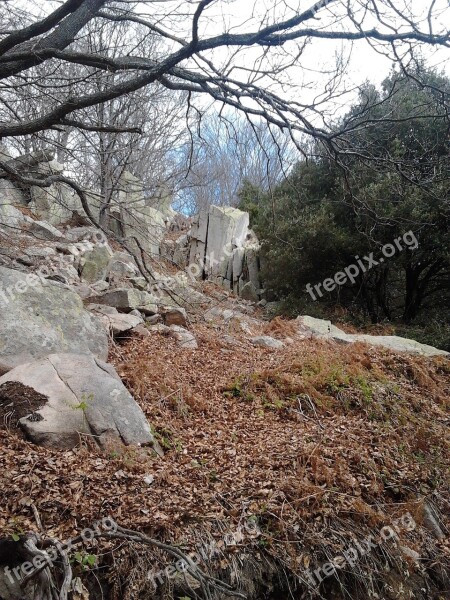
(145, 314, 162, 325)
(64, 226, 104, 243)
(80, 244, 113, 283)
(296, 315, 349, 342)
(243, 245, 261, 293)
(232, 247, 245, 284)
(98, 312, 143, 335)
(107, 252, 138, 278)
(172, 234, 189, 267)
(0, 150, 54, 176)
(38, 159, 64, 175)
(0, 180, 26, 228)
(250, 336, 284, 349)
(187, 205, 262, 298)
(129, 276, 147, 290)
(71, 283, 94, 299)
(24, 218, 64, 241)
(113, 172, 168, 257)
(87, 303, 119, 315)
(86, 288, 158, 315)
(296, 315, 449, 356)
(29, 183, 74, 225)
(46, 261, 80, 285)
(204, 307, 238, 323)
(0, 353, 159, 450)
(240, 281, 258, 302)
(0, 266, 108, 370)
(23, 246, 56, 259)
(161, 307, 188, 327)
(204, 306, 260, 335)
(222, 335, 241, 347)
(155, 273, 209, 308)
(90, 280, 109, 293)
(88, 303, 143, 335)
(169, 325, 198, 349)
(347, 333, 449, 357)
(133, 324, 151, 337)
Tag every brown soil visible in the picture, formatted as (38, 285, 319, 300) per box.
(0, 381, 47, 431)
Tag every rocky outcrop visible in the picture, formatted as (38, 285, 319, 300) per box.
(0, 353, 158, 450)
(0, 266, 108, 371)
(187, 205, 262, 300)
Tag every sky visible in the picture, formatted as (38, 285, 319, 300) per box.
(135, 0, 450, 128)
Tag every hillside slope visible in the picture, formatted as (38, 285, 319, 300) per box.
(1, 304, 449, 599)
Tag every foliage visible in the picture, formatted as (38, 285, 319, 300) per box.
(243, 68, 450, 341)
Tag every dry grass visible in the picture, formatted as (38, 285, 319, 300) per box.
(0, 317, 448, 599)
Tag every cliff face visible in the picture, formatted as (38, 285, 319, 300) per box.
(187, 204, 262, 300)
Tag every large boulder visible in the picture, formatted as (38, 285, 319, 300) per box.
(0, 353, 158, 450)
(296, 315, 349, 342)
(187, 205, 262, 300)
(0, 266, 108, 370)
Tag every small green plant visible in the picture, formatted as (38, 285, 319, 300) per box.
(72, 551, 97, 570)
(262, 398, 284, 411)
(8, 520, 24, 541)
(73, 392, 93, 411)
(353, 375, 373, 404)
(224, 378, 243, 398)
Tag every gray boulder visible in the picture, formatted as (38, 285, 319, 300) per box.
(296, 315, 349, 342)
(296, 315, 449, 357)
(80, 243, 113, 283)
(0, 353, 159, 450)
(98, 311, 143, 335)
(29, 183, 74, 225)
(169, 325, 198, 349)
(87, 288, 158, 315)
(346, 333, 449, 357)
(250, 336, 284, 349)
(24, 217, 64, 241)
(240, 281, 258, 302)
(0, 179, 27, 229)
(0, 266, 108, 370)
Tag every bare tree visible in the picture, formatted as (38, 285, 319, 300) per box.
(0, 0, 448, 274)
(0, 0, 448, 145)
(177, 111, 296, 214)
